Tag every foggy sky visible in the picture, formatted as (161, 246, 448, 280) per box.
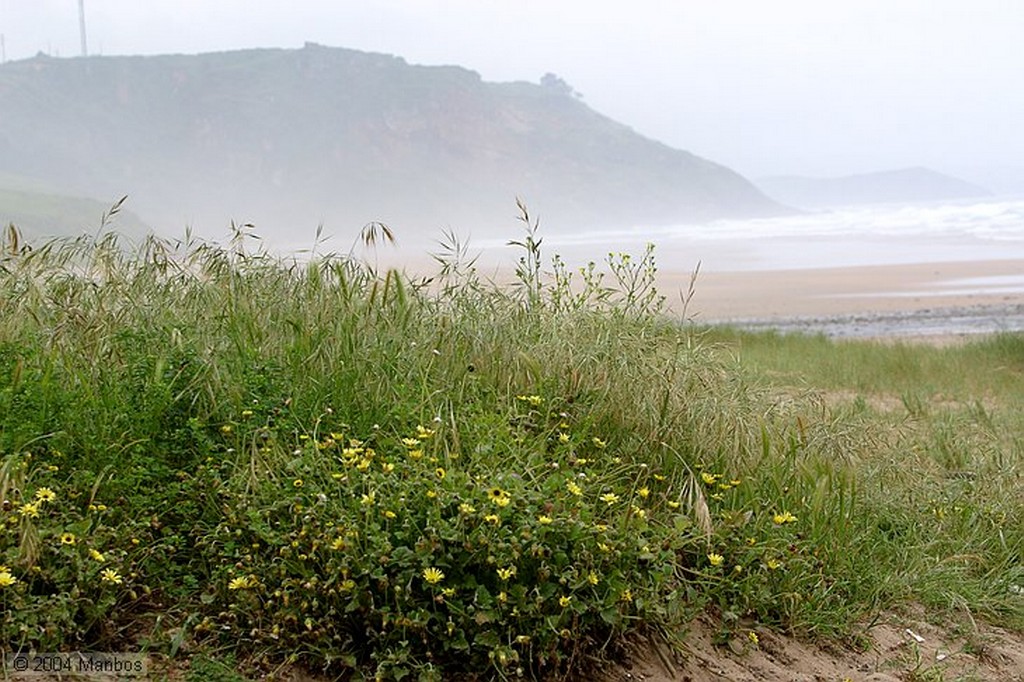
(2, 0, 1022, 184)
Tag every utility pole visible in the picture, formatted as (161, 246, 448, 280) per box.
(78, 0, 87, 57)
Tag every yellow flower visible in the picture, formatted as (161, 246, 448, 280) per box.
(700, 472, 718, 485)
(497, 566, 516, 580)
(220, 424, 233, 434)
(89, 549, 105, 562)
(632, 506, 646, 519)
(493, 494, 511, 508)
(667, 501, 681, 509)
(653, 473, 666, 481)
(599, 492, 619, 505)
(459, 503, 476, 514)
(34, 487, 56, 503)
(566, 480, 583, 496)
(0, 571, 17, 588)
(558, 432, 570, 444)
(748, 631, 759, 645)
(773, 511, 797, 525)
(538, 515, 553, 525)
(228, 575, 253, 590)
(527, 395, 543, 406)
(340, 579, 356, 591)
(435, 467, 446, 480)
(19, 502, 40, 518)
(101, 568, 123, 585)
(766, 558, 782, 570)
(416, 425, 435, 439)
(422, 567, 445, 585)
(402, 438, 420, 448)
(484, 514, 500, 525)
(382, 510, 397, 519)
(408, 449, 424, 460)
(381, 462, 395, 474)
(241, 409, 254, 417)
(707, 553, 725, 567)
(587, 571, 600, 585)
(559, 595, 572, 608)
(360, 493, 375, 506)
(331, 537, 346, 550)
(292, 479, 304, 488)
(637, 486, 650, 498)
(619, 588, 632, 603)
(591, 437, 606, 449)
(425, 490, 437, 499)
(60, 532, 77, 545)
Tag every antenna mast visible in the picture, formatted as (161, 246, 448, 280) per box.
(78, 0, 87, 56)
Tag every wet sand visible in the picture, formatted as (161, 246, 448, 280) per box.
(666, 259, 1024, 339)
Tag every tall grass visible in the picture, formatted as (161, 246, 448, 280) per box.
(0, 219, 1021, 680)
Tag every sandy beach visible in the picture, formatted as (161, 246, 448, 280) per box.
(671, 259, 1024, 319)
(662, 258, 1024, 339)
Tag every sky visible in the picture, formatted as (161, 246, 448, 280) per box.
(1, 0, 1022, 184)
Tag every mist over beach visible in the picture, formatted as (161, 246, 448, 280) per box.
(5, 5, 1024, 681)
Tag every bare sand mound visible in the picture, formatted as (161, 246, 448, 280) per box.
(602, 609, 1024, 682)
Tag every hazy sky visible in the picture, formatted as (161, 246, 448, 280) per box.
(2, 0, 1022, 182)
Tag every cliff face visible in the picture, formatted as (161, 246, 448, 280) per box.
(0, 44, 779, 242)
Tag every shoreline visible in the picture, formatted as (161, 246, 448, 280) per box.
(666, 259, 1024, 335)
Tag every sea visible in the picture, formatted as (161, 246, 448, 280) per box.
(498, 197, 1024, 273)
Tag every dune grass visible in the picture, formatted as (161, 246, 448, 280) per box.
(0, 219, 1021, 680)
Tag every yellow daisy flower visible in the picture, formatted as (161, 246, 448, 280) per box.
(101, 568, 123, 585)
(422, 567, 444, 585)
(228, 575, 253, 590)
(34, 487, 57, 502)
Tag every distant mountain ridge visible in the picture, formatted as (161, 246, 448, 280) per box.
(756, 167, 991, 209)
(0, 44, 780, 245)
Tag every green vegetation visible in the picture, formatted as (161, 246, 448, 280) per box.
(0, 217, 1021, 680)
(0, 186, 152, 242)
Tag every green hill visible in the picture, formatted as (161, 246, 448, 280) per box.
(0, 44, 779, 246)
(0, 186, 152, 243)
